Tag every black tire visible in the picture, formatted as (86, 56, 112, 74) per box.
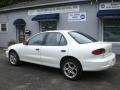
(61, 58, 82, 81)
(9, 51, 21, 66)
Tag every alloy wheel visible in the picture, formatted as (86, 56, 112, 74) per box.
(9, 53, 17, 65)
(63, 62, 78, 79)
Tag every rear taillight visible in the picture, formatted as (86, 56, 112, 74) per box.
(92, 48, 105, 55)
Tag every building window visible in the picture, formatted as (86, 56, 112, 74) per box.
(40, 21, 57, 32)
(0, 23, 7, 32)
(103, 19, 120, 42)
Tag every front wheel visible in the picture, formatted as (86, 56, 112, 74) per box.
(61, 58, 82, 81)
(9, 51, 20, 66)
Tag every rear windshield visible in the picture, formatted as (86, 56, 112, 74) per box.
(69, 31, 97, 44)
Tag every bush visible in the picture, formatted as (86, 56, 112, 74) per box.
(8, 40, 16, 46)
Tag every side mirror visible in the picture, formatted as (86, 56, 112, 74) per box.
(23, 41, 28, 45)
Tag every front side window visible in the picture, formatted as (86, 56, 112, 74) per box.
(0, 23, 7, 32)
(28, 33, 46, 45)
(44, 32, 67, 46)
(69, 31, 96, 44)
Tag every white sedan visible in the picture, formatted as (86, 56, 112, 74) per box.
(6, 30, 116, 80)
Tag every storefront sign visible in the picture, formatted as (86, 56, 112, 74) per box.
(28, 5, 80, 16)
(68, 12, 86, 21)
(99, 3, 120, 10)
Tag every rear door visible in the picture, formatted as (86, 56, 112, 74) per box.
(40, 32, 68, 68)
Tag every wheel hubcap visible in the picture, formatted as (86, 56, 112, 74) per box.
(9, 54, 16, 64)
(63, 62, 77, 78)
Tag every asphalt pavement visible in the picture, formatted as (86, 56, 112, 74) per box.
(0, 48, 120, 90)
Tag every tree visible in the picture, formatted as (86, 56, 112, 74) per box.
(0, 0, 35, 8)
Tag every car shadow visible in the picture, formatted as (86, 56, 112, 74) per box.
(81, 71, 112, 80)
(21, 62, 61, 74)
(19, 61, 116, 81)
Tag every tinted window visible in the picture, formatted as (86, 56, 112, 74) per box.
(69, 31, 96, 44)
(28, 33, 45, 45)
(59, 36, 67, 46)
(44, 32, 66, 46)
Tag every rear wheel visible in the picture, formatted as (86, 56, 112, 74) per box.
(61, 58, 82, 80)
(9, 51, 20, 66)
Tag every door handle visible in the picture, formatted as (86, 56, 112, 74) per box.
(61, 50, 66, 52)
(36, 48, 40, 51)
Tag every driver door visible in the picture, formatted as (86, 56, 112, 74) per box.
(20, 33, 46, 64)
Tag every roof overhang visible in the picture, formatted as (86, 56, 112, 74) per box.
(13, 19, 26, 25)
(0, 0, 90, 13)
(97, 9, 120, 18)
(32, 13, 59, 21)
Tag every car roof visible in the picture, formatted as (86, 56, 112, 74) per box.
(44, 30, 76, 33)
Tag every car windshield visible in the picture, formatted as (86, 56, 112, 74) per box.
(69, 31, 97, 44)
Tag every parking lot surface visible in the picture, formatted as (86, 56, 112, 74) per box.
(0, 48, 120, 90)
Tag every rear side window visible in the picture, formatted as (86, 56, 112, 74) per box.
(59, 36, 67, 46)
(69, 31, 96, 44)
(44, 32, 67, 46)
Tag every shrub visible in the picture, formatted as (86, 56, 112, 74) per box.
(8, 40, 16, 46)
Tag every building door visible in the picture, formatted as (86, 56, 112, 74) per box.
(103, 18, 120, 42)
(16, 25, 25, 43)
(40, 21, 57, 32)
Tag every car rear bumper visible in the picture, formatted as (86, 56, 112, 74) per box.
(82, 53, 116, 71)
